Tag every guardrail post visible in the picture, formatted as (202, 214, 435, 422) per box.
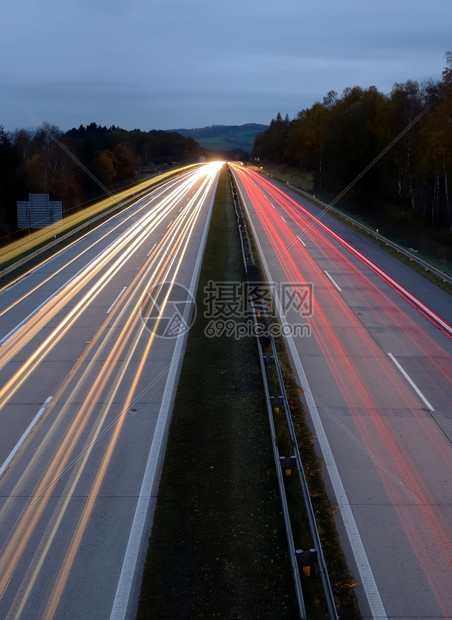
(296, 548, 318, 577)
(280, 455, 297, 476)
(270, 395, 283, 415)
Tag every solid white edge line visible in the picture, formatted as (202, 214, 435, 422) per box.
(324, 270, 342, 292)
(107, 287, 127, 315)
(0, 396, 52, 479)
(234, 176, 387, 619)
(109, 170, 220, 620)
(387, 353, 435, 411)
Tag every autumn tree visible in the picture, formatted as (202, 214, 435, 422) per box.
(287, 102, 328, 188)
(112, 142, 137, 184)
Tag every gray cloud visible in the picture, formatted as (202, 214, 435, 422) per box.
(2, 0, 450, 131)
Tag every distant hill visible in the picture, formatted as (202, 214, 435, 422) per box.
(170, 123, 267, 152)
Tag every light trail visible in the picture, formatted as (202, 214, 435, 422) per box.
(232, 165, 452, 388)
(0, 168, 211, 402)
(0, 168, 199, 328)
(233, 165, 452, 337)
(231, 163, 452, 619)
(0, 162, 223, 618)
(44, 182, 215, 618)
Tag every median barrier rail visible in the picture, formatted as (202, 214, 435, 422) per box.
(230, 171, 339, 620)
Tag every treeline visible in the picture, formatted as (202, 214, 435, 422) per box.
(253, 53, 452, 235)
(0, 122, 201, 240)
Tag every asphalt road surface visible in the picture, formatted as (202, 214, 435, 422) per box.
(0, 163, 222, 619)
(230, 163, 452, 620)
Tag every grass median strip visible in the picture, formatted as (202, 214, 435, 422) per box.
(137, 167, 298, 618)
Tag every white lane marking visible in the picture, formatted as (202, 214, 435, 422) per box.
(297, 236, 306, 246)
(0, 396, 52, 480)
(106, 287, 127, 315)
(235, 186, 387, 619)
(324, 270, 342, 292)
(146, 243, 156, 257)
(388, 353, 435, 411)
(281, 215, 287, 222)
(110, 174, 220, 620)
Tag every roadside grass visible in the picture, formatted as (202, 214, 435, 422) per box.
(136, 167, 299, 618)
(262, 165, 315, 194)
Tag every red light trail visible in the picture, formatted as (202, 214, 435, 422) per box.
(230, 163, 452, 619)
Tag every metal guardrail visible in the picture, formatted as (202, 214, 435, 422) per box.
(254, 301, 339, 620)
(265, 172, 452, 286)
(230, 172, 339, 620)
(253, 303, 307, 620)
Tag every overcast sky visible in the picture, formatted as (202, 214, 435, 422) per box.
(1, 0, 450, 132)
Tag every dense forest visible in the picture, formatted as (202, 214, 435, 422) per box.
(253, 52, 452, 245)
(0, 123, 201, 242)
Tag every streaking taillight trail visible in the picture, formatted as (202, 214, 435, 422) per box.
(232, 165, 451, 337)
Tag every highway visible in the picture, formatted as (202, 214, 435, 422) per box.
(0, 162, 222, 619)
(230, 163, 452, 620)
